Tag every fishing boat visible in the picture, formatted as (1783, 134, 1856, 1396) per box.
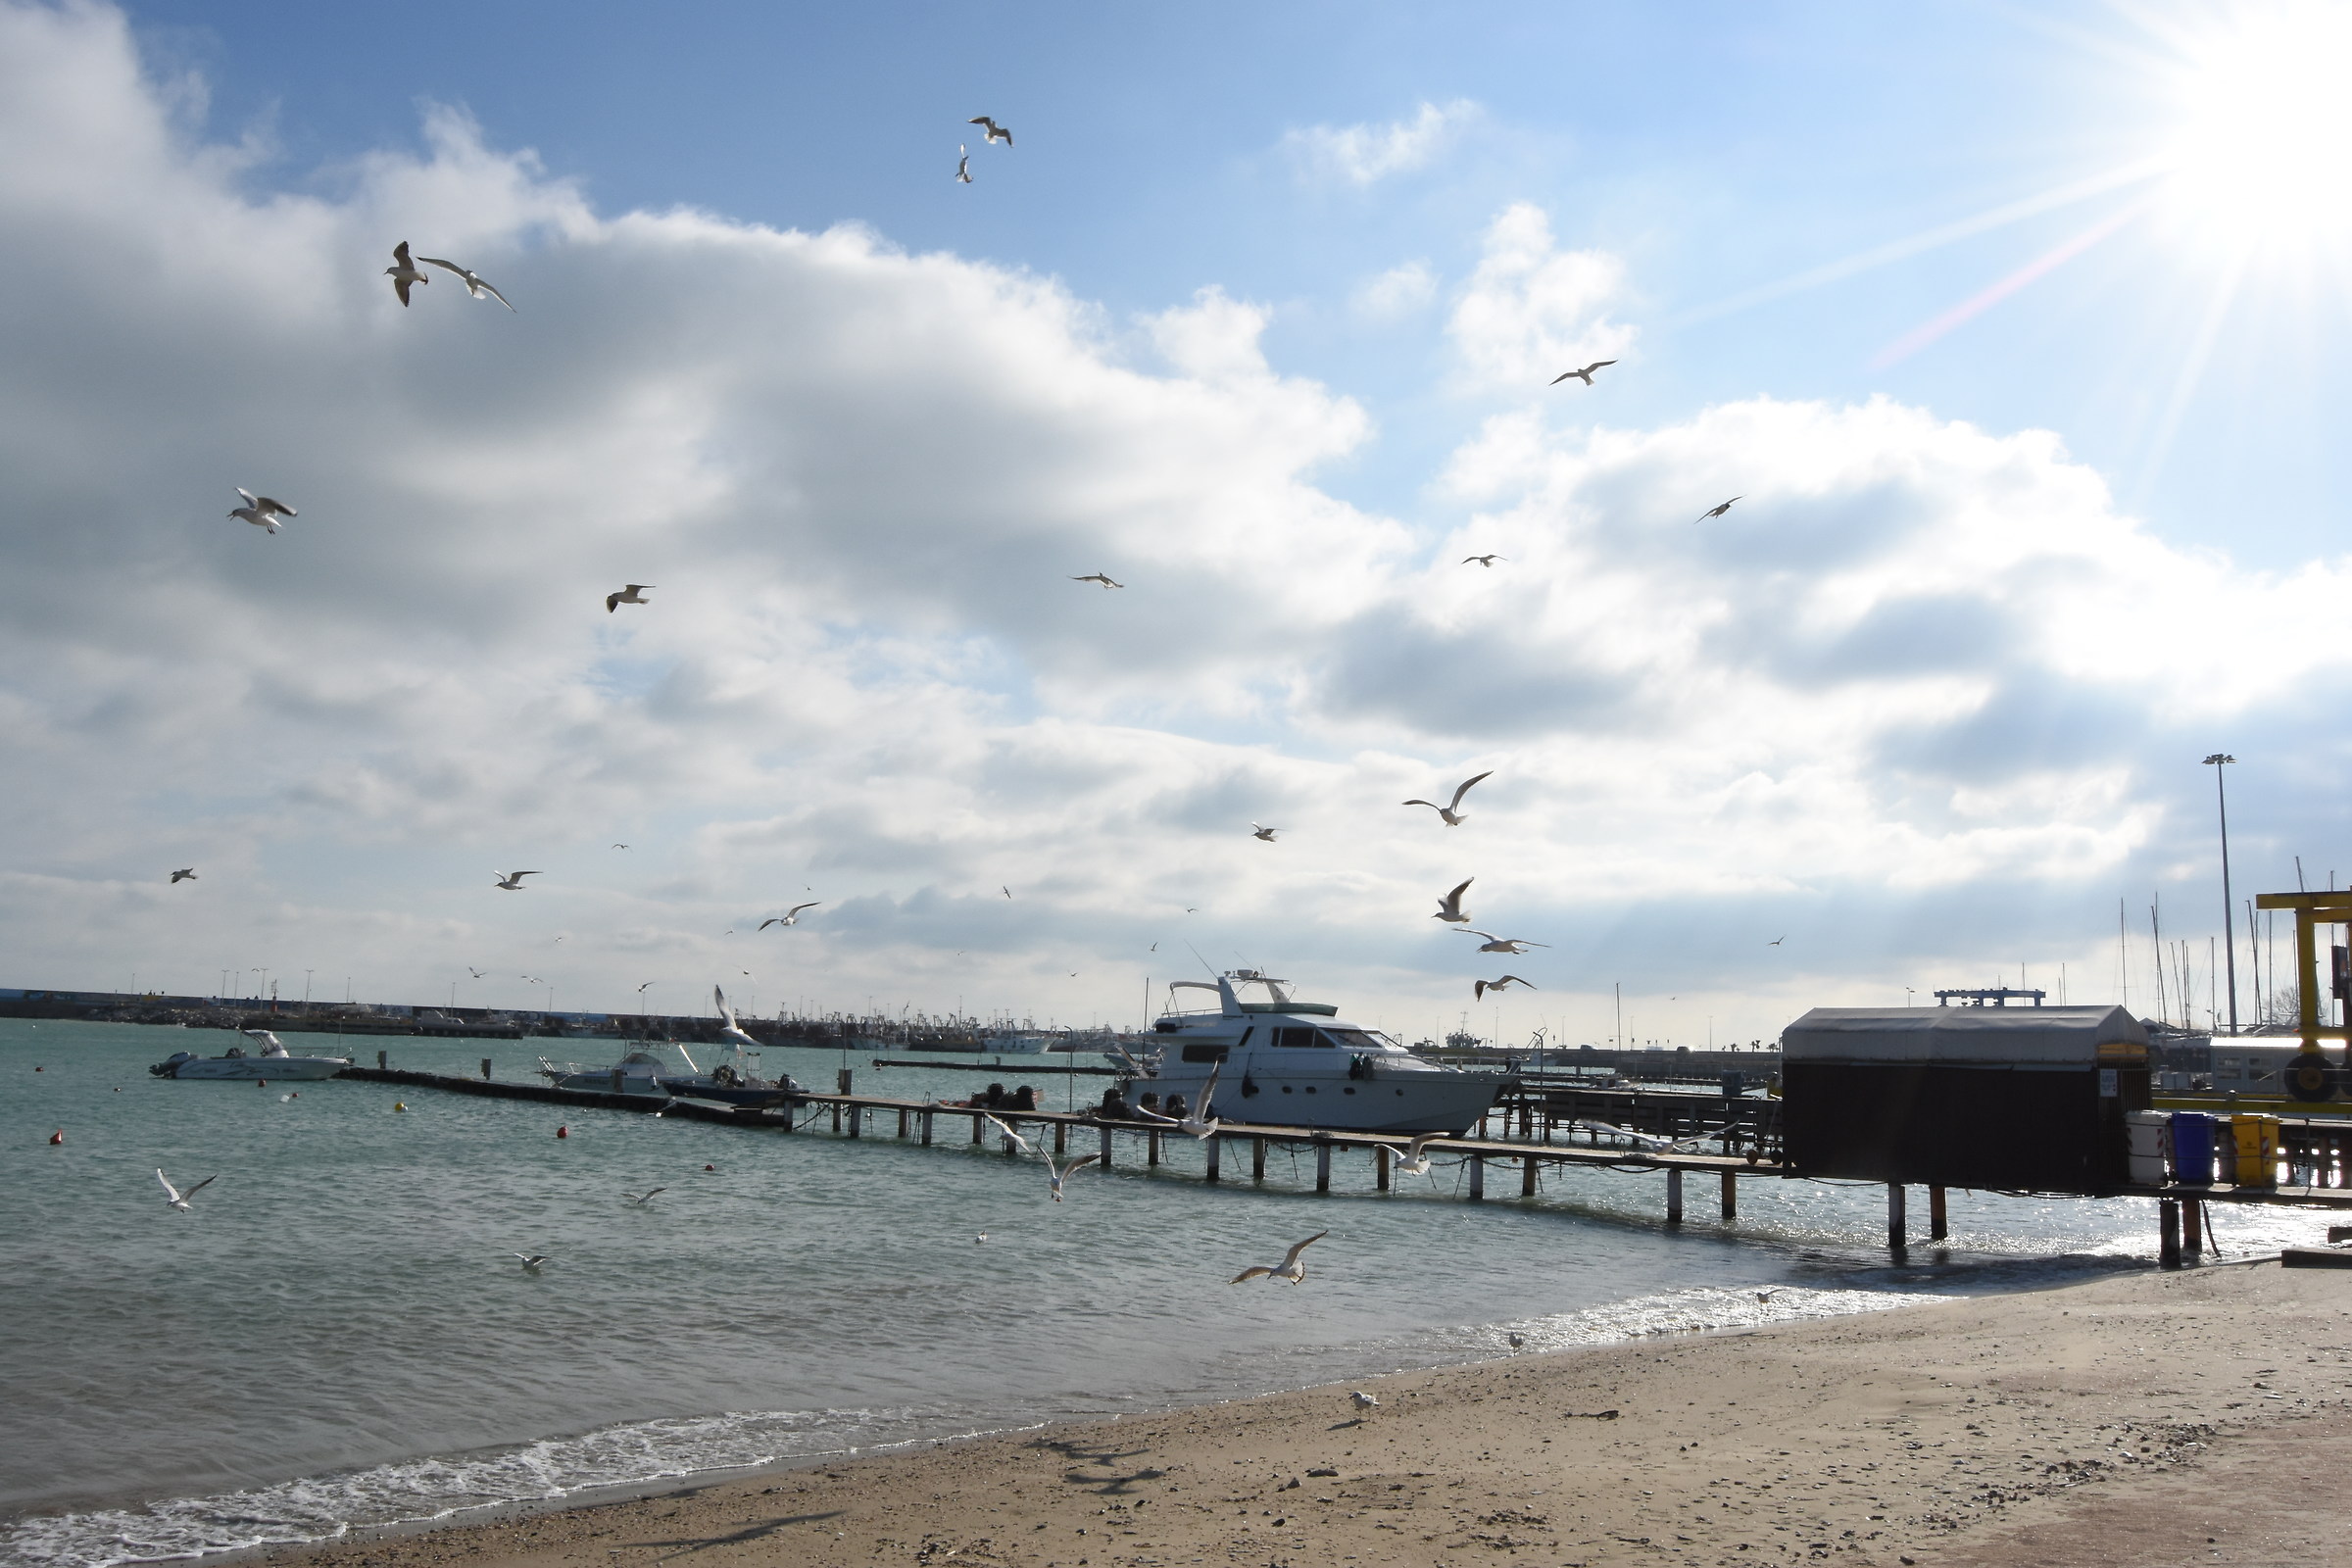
(150, 1030, 351, 1081)
(657, 1041, 803, 1106)
(1126, 971, 1506, 1134)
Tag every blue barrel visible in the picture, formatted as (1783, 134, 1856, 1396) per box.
(2169, 1111, 2216, 1186)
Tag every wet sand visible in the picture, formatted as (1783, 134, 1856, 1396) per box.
(263, 1262, 2352, 1568)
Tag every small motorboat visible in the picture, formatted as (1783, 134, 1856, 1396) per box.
(151, 1029, 351, 1081)
(657, 1040, 802, 1107)
(538, 1048, 673, 1097)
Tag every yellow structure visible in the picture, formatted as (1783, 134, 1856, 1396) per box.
(2252, 890, 2352, 1100)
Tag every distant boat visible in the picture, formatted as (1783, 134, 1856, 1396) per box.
(152, 1034, 350, 1081)
(537, 1048, 671, 1097)
(657, 1042, 802, 1106)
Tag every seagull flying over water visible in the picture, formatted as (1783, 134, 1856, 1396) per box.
(1231, 1230, 1328, 1285)
(229, 488, 296, 533)
(623, 1189, 666, 1207)
(1571, 1119, 1729, 1153)
(170, 868, 197, 884)
(1549, 360, 1616, 386)
(384, 241, 428, 306)
(759, 902, 820, 930)
(1404, 771, 1492, 827)
(417, 256, 514, 309)
(1695, 497, 1740, 522)
(967, 116, 1013, 145)
(512, 1253, 551, 1271)
(1462, 554, 1505, 567)
(156, 1168, 217, 1211)
(1250, 823, 1280, 842)
(1474, 975, 1536, 1001)
(955, 145, 972, 183)
(983, 1112, 1035, 1155)
(1045, 1149, 1101, 1201)
(1070, 572, 1122, 589)
(1373, 1133, 1442, 1177)
(493, 870, 539, 891)
(606, 584, 653, 612)
(712, 986, 760, 1049)
(1457, 929, 1546, 955)
(1431, 877, 1474, 923)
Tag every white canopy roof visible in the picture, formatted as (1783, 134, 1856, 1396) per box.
(1783, 1004, 2147, 1066)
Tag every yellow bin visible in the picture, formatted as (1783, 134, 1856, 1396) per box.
(2228, 1114, 2279, 1187)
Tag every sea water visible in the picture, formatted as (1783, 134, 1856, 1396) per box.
(1, 1019, 2330, 1567)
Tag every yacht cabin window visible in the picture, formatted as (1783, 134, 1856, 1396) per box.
(1180, 1044, 1228, 1063)
(1273, 1026, 1329, 1049)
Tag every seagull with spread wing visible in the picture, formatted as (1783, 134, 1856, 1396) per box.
(1457, 930, 1546, 955)
(228, 488, 296, 533)
(623, 1188, 665, 1207)
(156, 1168, 217, 1211)
(384, 241, 428, 305)
(1474, 975, 1537, 1001)
(1549, 360, 1616, 386)
(493, 871, 539, 891)
(1045, 1148, 1101, 1201)
(1431, 877, 1474, 923)
(1695, 497, 1740, 522)
(417, 255, 514, 309)
(1462, 554, 1505, 567)
(1404, 771, 1492, 827)
(760, 902, 820, 929)
(1371, 1133, 1442, 1178)
(607, 584, 653, 612)
(1231, 1230, 1328, 1285)
(1250, 823, 1280, 842)
(968, 115, 1013, 145)
(955, 145, 972, 183)
(712, 986, 760, 1049)
(982, 1112, 1035, 1155)
(1070, 572, 1122, 589)
(170, 867, 197, 884)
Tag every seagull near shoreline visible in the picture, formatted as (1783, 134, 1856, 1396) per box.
(623, 1189, 666, 1207)
(1549, 360, 1616, 386)
(1231, 1230, 1328, 1285)
(228, 488, 296, 533)
(512, 1253, 551, 1271)
(1045, 1148, 1101, 1201)
(1404, 771, 1491, 827)
(418, 255, 514, 310)
(982, 1112, 1034, 1154)
(156, 1168, 216, 1211)
(712, 986, 759, 1049)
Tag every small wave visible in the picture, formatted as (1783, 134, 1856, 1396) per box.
(0, 1406, 942, 1568)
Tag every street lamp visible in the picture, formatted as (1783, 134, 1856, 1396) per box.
(2204, 754, 2239, 1037)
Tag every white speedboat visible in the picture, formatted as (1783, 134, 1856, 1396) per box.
(538, 1048, 672, 1097)
(1128, 971, 1506, 1134)
(151, 1030, 351, 1081)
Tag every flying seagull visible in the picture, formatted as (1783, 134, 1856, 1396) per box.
(967, 115, 1013, 145)
(1003, 886, 1013, 899)
(759, 902, 821, 929)
(712, 986, 759, 1049)
(1695, 497, 1740, 522)
(983, 1112, 1035, 1155)
(1462, 554, 1505, 567)
(512, 1252, 551, 1271)
(385, 241, 428, 306)
(1549, 360, 1616, 386)
(1474, 975, 1537, 1001)
(623, 1188, 666, 1207)
(1372, 1133, 1443, 1177)
(607, 584, 654, 612)
(170, 868, 197, 884)
(635, 981, 655, 994)
(228, 488, 296, 533)
(1045, 1149, 1101, 1201)
(466, 967, 487, 979)
(1403, 771, 1492, 827)
(417, 256, 514, 310)
(1431, 876, 1474, 923)
(1571, 1119, 1729, 1153)
(1230, 1230, 1328, 1285)
(955, 145, 972, 184)
(155, 1168, 217, 1211)
(492, 870, 539, 891)
(1250, 823, 1280, 842)
(1767, 936, 1785, 946)
(612, 843, 630, 850)
(1070, 572, 1122, 589)
(1457, 929, 1547, 955)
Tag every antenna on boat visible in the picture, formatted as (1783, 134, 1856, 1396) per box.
(1182, 941, 1218, 979)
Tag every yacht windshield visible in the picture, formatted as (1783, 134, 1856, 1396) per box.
(1322, 1028, 1393, 1051)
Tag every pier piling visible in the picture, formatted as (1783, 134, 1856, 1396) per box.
(2160, 1199, 2183, 1270)
(968, 1111, 983, 1145)
(1886, 1184, 1907, 1255)
(1054, 1120, 1066, 1155)
(1468, 1153, 1486, 1200)
(1315, 1141, 1332, 1192)
(1150, 1132, 1162, 1168)
(919, 1107, 933, 1146)
(897, 1108, 908, 1138)
(830, 1102, 842, 1134)
(1252, 1137, 1267, 1180)
(1666, 1168, 1684, 1224)
(1374, 1144, 1390, 1191)
(1929, 1184, 1948, 1241)
(2184, 1197, 2204, 1256)
(1099, 1125, 1113, 1168)
(847, 1105, 861, 1139)
(1720, 1170, 1738, 1220)
(1204, 1135, 1220, 1182)
(1521, 1155, 1538, 1197)
(480, 1057, 492, 1081)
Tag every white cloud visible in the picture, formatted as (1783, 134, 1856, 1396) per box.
(1350, 260, 1439, 320)
(4, 3, 2349, 1047)
(1446, 202, 1639, 392)
(1285, 100, 1480, 187)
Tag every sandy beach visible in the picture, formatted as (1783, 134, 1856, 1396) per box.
(249, 1261, 2352, 1568)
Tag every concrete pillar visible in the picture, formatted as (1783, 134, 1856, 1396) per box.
(1100, 1124, 1114, 1167)
(1315, 1141, 1332, 1192)
(1468, 1154, 1486, 1200)
(1204, 1135, 1220, 1183)
(1929, 1185, 1948, 1241)
(1252, 1137, 1267, 1180)
(2183, 1196, 2203, 1257)
(1375, 1143, 1390, 1191)
(1886, 1184, 1907, 1254)
(1666, 1168, 1685, 1225)
(1720, 1170, 1738, 1221)
(2159, 1199, 2183, 1270)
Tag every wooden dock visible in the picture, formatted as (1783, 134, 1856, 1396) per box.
(337, 1066, 2352, 1263)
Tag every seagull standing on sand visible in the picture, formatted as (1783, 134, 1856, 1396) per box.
(759, 903, 820, 930)
(1250, 823, 1280, 842)
(607, 584, 654, 612)
(170, 868, 197, 884)
(1070, 572, 1122, 589)
(384, 241, 428, 306)
(1404, 771, 1492, 827)
(1457, 930, 1546, 955)
(156, 1168, 217, 1211)
(1431, 877, 1474, 923)
(1549, 360, 1616, 386)
(1231, 1230, 1328, 1285)
(1462, 554, 1505, 567)
(1695, 497, 1740, 522)
(1373, 1133, 1442, 1177)
(1045, 1149, 1101, 1201)
(228, 488, 296, 533)
(955, 145, 972, 183)
(967, 116, 1013, 145)
(1475, 975, 1537, 1001)
(1349, 1391, 1380, 1411)
(417, 256, 514, 309)
(493, 871, 539, 891)
(712, 987, 760, 1049)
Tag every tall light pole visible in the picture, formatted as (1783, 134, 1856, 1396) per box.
(2204, 754, 2239, 1036)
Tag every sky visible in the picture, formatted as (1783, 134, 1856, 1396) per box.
(3, 0, 2350, 1047)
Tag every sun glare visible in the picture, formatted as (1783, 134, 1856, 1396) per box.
(2157, 6, 2352, 253)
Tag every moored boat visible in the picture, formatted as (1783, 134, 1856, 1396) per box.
(151, 1029, 351, 1081)
(538, 1048, 672, 1096)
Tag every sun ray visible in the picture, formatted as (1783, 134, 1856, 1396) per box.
(1869, 199, 2150, 368)
(2129, 239, 2252, 510)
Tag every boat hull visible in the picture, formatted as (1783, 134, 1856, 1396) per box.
(153, 1054, 349, 1081)
(657, 1076, 797, 1106)
(1140, 1061, 1501, 1135)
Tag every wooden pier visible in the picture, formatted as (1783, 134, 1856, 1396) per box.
(337, 1066, 2352, 1262)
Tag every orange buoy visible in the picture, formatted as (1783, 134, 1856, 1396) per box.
(48, 1130, 63, 1145)
(557, 1124, 569, 1139)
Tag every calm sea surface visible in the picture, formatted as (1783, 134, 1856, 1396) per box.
(1, 1019, 2331, 1567)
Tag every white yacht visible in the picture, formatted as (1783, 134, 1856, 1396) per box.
(1130, 971, 1506, 1135)
(151, 1030, 351, 1081)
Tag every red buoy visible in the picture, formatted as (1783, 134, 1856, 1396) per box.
(704, 1163, 715, 1172)
(48, 1130, 63, 1145)
(557, 1124, 569, 1139)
